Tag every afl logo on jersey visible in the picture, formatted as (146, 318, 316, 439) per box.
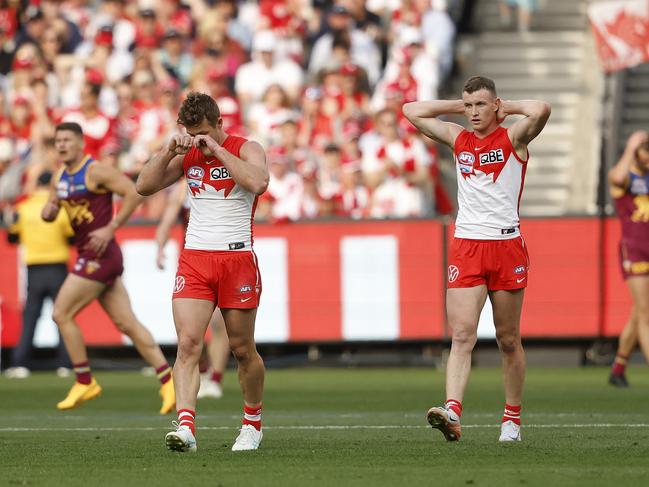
(187, 166, 205, 180)
(458, 151, 475, 174)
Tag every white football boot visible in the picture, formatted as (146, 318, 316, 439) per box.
(231, 424, 263, 451)
(165, 422, 197, 452)
(499, 420, 521, 442)
(197, 374, 223, 399)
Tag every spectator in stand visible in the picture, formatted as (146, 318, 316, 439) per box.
(362, 109, 433, 218)
(278, 118, 316, 173)
(61, 80, 116, 161)
(258, 0, 308, 62)
(266, 146, 304, 222)
(338, 157, 370, 219)
(15, 6, 46, 49)
(422, 0, 456, 81)
(309, 4, 382, 87)
(157, 28, 193, 87)
(319, 143, 343, 201)
(499, 0, 538, 32)
(0, 137, 19, 204)
(133, 8, 163, 49)
(235, 30, 304, 112)
(247, 84, 297, 147)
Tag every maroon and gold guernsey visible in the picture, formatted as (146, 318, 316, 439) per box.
(612, 170, 649, 278)
(55, 155, 124, 284)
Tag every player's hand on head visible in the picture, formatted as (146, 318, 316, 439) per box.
(627, 130, 649, 150)
(496, 101, 508, 124)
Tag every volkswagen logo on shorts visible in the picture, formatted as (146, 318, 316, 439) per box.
(173, 276, 185, 293)
(448, 265, 460, 283)
(458, 151, 475, 174)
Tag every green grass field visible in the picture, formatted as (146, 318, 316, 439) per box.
(1, 366, 648, 487)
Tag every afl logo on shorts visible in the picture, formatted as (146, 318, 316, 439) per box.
(448, 265, 460, 283)
(458, 152, 475, 174)
(173, 276, 185, 293)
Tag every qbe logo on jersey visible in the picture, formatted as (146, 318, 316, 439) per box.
(458, 151, 475, 174)
(479, 148, 505, 165)
(210, 166, 231, 180)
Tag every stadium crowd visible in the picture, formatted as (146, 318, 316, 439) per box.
(0, 0, 464, 223)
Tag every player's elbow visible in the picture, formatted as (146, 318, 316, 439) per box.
(252, 175, 270, 195)
(536, 102, 552, 121)
(135, 177, 154, 196)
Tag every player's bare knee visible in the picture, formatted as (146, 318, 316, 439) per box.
(52, 306, 71, 327)
(496, 333, 521, 355)
(451, 325, 477, 349)
(177, 334, 202, 361)
(230, 341, 255, 364)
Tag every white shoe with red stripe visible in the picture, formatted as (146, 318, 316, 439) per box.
(499, 420, 521, 442)
(165, 423, 197, 452)
(231, 424, 263, 451)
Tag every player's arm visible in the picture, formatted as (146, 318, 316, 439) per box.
(194, 136, 269, 195)
(609, 131, 647, 190)
(501, 100, 552, 154)
(155, 181, 186, 269)
(84, 163, 143, 256)
(402, 100, 466, 148)
(41, 179, 61, 222)
(136, 133, 191, 196)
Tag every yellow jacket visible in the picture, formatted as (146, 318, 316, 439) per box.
(7, 189, 74, 265)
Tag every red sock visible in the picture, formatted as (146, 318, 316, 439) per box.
(243, 404, 262, 431)
(198, 359, 209, 374)
(503, 404, 521, 425)
(211, 371, 223, 384)
(178, 409, 195, 435)
(73, 361, 92, 385)
(445, 399, 462, 418)
(611, 354, 628, 376)
(156, 364, 172, 385)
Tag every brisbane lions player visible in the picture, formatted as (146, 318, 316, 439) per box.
(404, 76, 550, 442)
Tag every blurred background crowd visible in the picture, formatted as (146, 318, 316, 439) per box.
(0, 0, 479, 223)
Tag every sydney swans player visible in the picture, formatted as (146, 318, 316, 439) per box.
(137, 93, 269, 452)
(404, 76, 550, 442)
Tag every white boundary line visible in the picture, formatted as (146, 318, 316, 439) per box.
(1, 424, 649, 432)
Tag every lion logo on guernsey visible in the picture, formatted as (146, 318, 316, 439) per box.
(448, 265, 460, 283)
(173, 276, 185, 293)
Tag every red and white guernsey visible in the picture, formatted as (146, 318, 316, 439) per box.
(453, 126, 527, 240)
(182, 135, 257, 251)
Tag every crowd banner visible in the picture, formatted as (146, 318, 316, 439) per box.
(588, 0, 649, 73)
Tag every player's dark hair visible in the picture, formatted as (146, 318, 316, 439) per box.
(463, 76, 497, 97)
(55, 122, 84, 137)
(177, 92, 221, 127)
